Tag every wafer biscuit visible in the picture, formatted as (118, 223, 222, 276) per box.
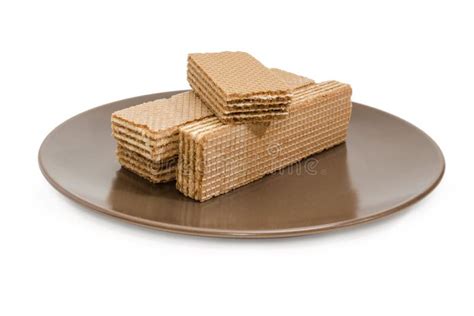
(188, 52, 292, 123)
(177, 80, 352, 201)
(177, 67, 315, 193)
(111, 91, 212, 182)
(176, 69, 320, 192)
(111, 91, 213, 161)
(188, 52, 290, 99)
(112, 68, 317, 184)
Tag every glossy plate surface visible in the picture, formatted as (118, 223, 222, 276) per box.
(39, 91, 445, 238)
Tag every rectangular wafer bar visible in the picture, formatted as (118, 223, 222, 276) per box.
(112, 91, 212, 160)
(188, 52, 291, 123)
(177, 69, 318, 193)
(111, 91, 213, 182)
(177, 80, 352, 201)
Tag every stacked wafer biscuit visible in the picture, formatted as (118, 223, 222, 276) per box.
(111, 91, 212, 183)
(176, 79, 352, 201)
(111, 68, 318, 183)
(188, 52, 291, 123)
(111, 51, 352, 201)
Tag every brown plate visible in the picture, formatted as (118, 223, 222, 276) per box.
(38, 91, 445, 238)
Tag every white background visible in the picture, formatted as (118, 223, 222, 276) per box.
(1, 1, 473, 315)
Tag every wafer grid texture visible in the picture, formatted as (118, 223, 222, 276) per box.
(188, 52, 292, 123)
(111, 91, 213, 161)
(111, 91, 212, 182)
(187, 68, 289, 111)
(177, 81, 352, 201)
(111, 68, 317, 183)
(177, 69, 318, 194)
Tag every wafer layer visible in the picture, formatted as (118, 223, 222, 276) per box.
(112, 131, 178, 161)
(177, 81, 352, 201)
(116, 145, 177, 183)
